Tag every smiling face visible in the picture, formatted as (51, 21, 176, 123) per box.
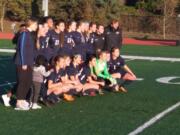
(30, 22, 38, 31)
(47, 18, 54, 29)
(69, 21, 77, 31)
(99, 52, 107, 61)
(90, 57, 96, 67)
(56, 57, 65, 69)
(112, 48, 120, 58)
(97, 25, 104, 34)
(64, 56, 71, 67)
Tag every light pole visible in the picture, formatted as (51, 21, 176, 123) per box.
(42, 0, 48, 17)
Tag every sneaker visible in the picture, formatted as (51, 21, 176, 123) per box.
(31, 103, 42, 109)
(2, 94, 10, 107)
(98, 90, 104, 95)
(63, 94, 75, 102)
(15, 104, 30, 111)
(23, 100, 30, 107)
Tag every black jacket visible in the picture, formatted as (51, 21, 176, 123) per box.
(14, 29, 35, 66)
(104, 26, 122, 51)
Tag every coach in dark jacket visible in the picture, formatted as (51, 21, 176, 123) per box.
(104, 19, 123, 51)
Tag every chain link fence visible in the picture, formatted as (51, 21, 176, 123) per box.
(120, 14, 180, 40)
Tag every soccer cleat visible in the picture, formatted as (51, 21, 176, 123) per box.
(119, 86, 128, 93)
(98, 90, 104, 95)
(63, 94, 75, 102)
(31, 103, 42, 109)
(2, 94, 11, 107)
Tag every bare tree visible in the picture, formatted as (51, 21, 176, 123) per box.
(0, 0, 8, 32)
(163, 0, 178, 39)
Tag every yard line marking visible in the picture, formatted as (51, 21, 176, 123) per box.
(128, 101, 180, 135)
(122, 55, 180, 62)
(126, 59, 135, 62)
(1, 49, 180, 62)
(136, 78, 144, 81)
(0, 49, 16, 53)
(0, 82, 16, 87)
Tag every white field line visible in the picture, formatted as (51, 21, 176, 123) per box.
(122, 55, 180, 62)
(0, 49, 15, 53)
(0, 82, 16, 87)
(128, 101, 180, 135)
(1, 49, 180, 62)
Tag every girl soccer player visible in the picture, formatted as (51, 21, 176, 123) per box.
(93, 51, 119, 91)
(47, 55, 75, 101)
(48, 20, 65, 60)
(109, 47, 137, 92)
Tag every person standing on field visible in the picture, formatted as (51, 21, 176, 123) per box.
(14, 18, 38, 110)
(104, 19, 123, 51)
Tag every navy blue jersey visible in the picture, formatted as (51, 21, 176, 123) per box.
(58, 32, 75, 56)
(94, 33, 105, 51)
(66, 63, 81, 77)
(48, 68, 66, 83)
(109, 56, 125, 73)
(41, 30, 56, 61)
(85, 32, 96, 54)
(14, 29, 35, 66)
(71, 31, 86, 60)
(78, 65, 91, 84)
(48, 30, 60, 56)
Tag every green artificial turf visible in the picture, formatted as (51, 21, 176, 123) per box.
(0, 42, 180, 135)
(0, 39, 15, 49)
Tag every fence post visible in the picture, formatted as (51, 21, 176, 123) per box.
(176, 14, 180, 46)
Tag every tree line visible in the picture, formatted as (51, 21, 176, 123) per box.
(0, 0, 180, 32)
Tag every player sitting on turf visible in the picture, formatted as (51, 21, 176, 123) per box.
(93, 51, 119, 92)
(47, 55, 75, 102)
(78, 55, 105, 96)
(109, 47, 137, 92)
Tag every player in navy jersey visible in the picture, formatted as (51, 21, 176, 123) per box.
(58, 21, 76, 57)
(45, 16, 54, 30)
(66, 54, 83, 94)
(85, 22, 97, 58)
(71, 21, 86, 61)
(79, 56, 105, 95)
(35, 23, 49, 59)
(94, 24, 105, 55)
(109, 47, 137, 92)
(48, 20, 65, 60)
(47, 55, 75, 101)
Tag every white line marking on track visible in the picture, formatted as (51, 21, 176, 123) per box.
(0, 82, 16, 87)
(128, 101, 180, 135)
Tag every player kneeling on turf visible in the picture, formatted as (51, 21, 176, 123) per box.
(109, 47, 137, 92)
(47, 55, 75, 102)
(93, 51, 119, 92)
